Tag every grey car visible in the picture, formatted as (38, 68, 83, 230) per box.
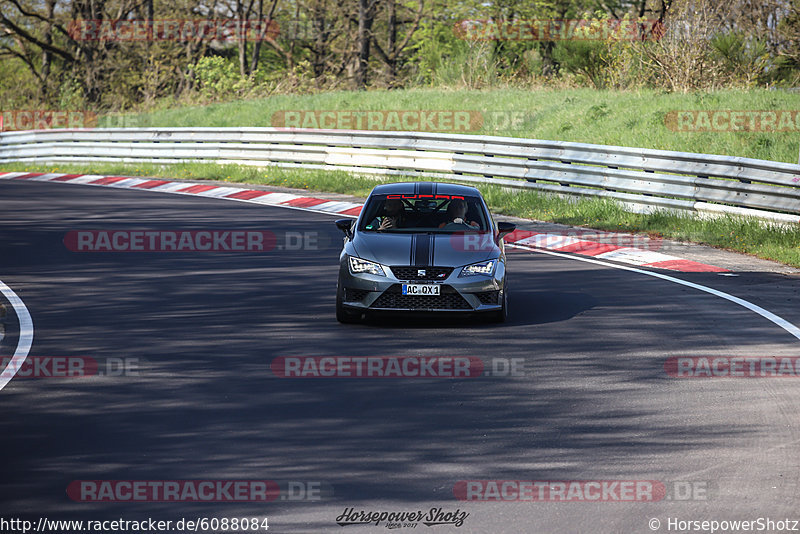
(335, 182, 516, 323)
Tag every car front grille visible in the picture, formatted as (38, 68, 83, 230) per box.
(476, 290, 500, 305)
(370, 284, 472, 310)
(390, 266, 453, 281)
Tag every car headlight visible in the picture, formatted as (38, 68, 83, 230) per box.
(348, 256, 386, 276)
(459, 260, 496, 277)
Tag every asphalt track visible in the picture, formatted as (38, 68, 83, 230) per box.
(1, 179, 800, 533)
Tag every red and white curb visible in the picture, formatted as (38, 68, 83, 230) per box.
(504, 230, 729, 273)
(0, 171, 727, 273)
(0, 171, 364, 217)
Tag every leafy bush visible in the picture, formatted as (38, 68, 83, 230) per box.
(190, 56, 273, 100)
(553, 38, 609, 88)
(552, 17, 652, 89)
(191, 56, 241, 98)
(710, 31, 772, 86)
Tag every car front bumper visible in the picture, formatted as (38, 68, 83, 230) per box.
(338, 260, 505, 313)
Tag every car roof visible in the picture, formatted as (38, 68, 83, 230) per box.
(368, 182, 482, 197)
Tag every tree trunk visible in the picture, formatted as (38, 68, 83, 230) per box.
(356, 0, 376, 88)
(80, 0, 106, 104)
(250, 0, 280, 74)
(311, 0, 328, 80)
(236, 0, 249, 77)
(386, 0, 396, 84)
(40, 0, 56, 102)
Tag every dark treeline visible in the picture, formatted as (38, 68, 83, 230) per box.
(1, 0, 799, 111)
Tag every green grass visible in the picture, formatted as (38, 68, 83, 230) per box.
(5, 161, 799, 267)
(102, 87, 800, 163)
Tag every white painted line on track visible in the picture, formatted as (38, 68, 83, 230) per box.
(508, 243, 800, 343)
(0, 279, 34, 391)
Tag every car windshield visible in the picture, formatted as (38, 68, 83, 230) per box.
(359, 194, 490, 233)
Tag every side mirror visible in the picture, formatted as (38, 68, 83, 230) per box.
(497, 221, 517, 241)
(335, 219, 353, 238)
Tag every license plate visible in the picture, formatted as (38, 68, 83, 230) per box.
(402, 284, 440, 296)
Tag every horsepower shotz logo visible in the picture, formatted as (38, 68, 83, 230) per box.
(336, 507, 469, 527)
(271, 356, 484, 378)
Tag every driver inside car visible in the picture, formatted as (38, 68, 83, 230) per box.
(368, 198, 406, 230)
(439, 198, 479, 230)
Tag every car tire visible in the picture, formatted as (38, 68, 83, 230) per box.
(336, 284, 362, 324)
(488, 286, 508, 323)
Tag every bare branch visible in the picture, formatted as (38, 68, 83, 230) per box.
(0, 13, 75, 61)
(3, 0, 76, 42)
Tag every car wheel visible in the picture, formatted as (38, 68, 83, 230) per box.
(336, 284, 362, 324)
(488, 286, 507, 323)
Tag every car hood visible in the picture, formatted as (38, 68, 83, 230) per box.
(352, 231, 497, 267)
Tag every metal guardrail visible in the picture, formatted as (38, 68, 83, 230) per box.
(1, 127, 799, 224)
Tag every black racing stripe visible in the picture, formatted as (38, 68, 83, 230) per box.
(414, 233, 429, 267)
(418, 182, 434, 196)
(428, 234, 435, 265)
(410, 234, 416, 265)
